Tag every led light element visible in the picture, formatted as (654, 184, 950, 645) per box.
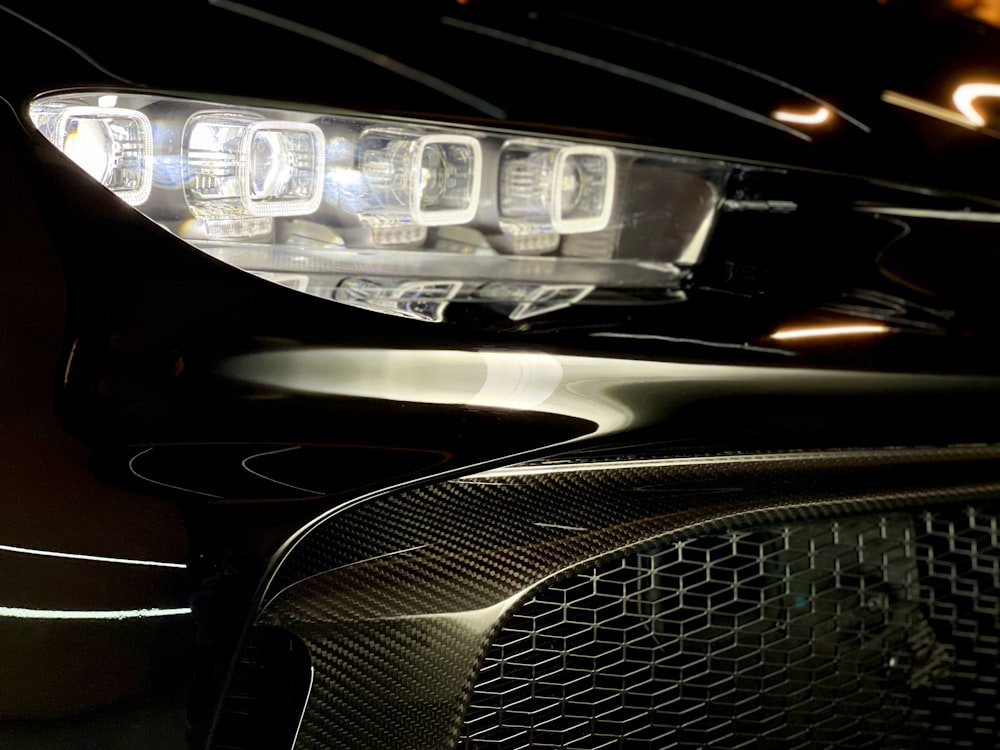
(479, 282, 595, 320)
(251, 271, 311, 292)
(32, 105, 153, 205)
(355, 129, 482, 226)
(184, 112, 266, 227)
(29, 91, 731, 323)
(243, 120, 325, 216)
(183, 113, 324, 236)
(334, 277, 463, 322)
(369, 224, 428, 247)
(511, 284, 594, 320)
(499, 141, 615, 240)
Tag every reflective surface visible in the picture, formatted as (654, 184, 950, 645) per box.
(0, 114, 193, 749)
(245, 448, 1000, 749)
(3, 2, 1000, 749)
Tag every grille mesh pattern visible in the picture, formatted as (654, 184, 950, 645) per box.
(462, 507, 1000, 749)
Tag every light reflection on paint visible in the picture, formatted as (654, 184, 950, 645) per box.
(854, 206, 1000, 222)
(129, 446, 222, 499)
(0, 606, 192, 620)
(225, 350, 568, 411)
(881, 90, 979, 129)
(241, 445, 325, 496)
(770, 325, 891, 341)
(952, 81, 1000, 127)
(772, 106, 831, 125)
(0, 542, 186, 569)
(217, 347, 964, 439)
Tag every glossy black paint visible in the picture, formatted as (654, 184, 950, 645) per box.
(2, 1, 1000, 748)
(0, 108, 193, 749)
(6, 1, 1000, 191)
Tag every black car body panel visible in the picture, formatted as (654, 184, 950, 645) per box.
(2, 1, 1000, 748)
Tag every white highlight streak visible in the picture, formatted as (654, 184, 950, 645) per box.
(0, 606, 192, 620)
(770, 325, 890, 341)
(128, 447, 223, 499)
(882, 90, 979, 129)
(0, 6, 134, 84)
(772, 106, 831, 125)
(262, 545, 428, 611)
(241, 446, 325, 496)
(534, 522, 589, 532)
(854, 206, 1000, 222)
(0, 543, 185, 569)
(441, 17, 809, 141)
(291, 667, 315, 750)
(210, 0, 506, 118)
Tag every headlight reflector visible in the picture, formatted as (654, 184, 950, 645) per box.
(499, 141, 615, 238)
(354, 129, 481, 227)
(183, 113, 324, 232)
(32, 104, 153, 206)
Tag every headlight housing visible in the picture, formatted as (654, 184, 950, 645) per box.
(30, 91, 725, 322)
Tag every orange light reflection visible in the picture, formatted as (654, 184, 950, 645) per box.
(770, 325, 891, 341)
(952, 82, 1000, 127)
(948, 0, 1000, 28)
(771, 106, 831, 126)
(882, 90, 980, 128)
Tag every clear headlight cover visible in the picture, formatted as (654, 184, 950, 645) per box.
(30, 92, 726, 322)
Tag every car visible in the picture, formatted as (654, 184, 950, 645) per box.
(2, 1, 1000, 748)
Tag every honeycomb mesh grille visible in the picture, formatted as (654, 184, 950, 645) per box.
(461, 506, 1000, 749)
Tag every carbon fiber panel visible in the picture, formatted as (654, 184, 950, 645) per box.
(220, 447, 1000, 750)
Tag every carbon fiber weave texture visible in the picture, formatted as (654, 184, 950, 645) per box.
(232, 446, 1000, 749)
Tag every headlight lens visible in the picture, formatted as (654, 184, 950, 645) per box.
(30, 92, 725, 322)
(30, 102, 154, 206)
(183, 113, 325, 224)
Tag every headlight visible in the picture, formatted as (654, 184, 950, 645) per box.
(29, 91, 724, 322)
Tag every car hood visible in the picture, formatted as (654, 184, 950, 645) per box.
(2, 0, 999, 198)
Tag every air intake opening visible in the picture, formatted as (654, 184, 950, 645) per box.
(461, 506, 1000, 749)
